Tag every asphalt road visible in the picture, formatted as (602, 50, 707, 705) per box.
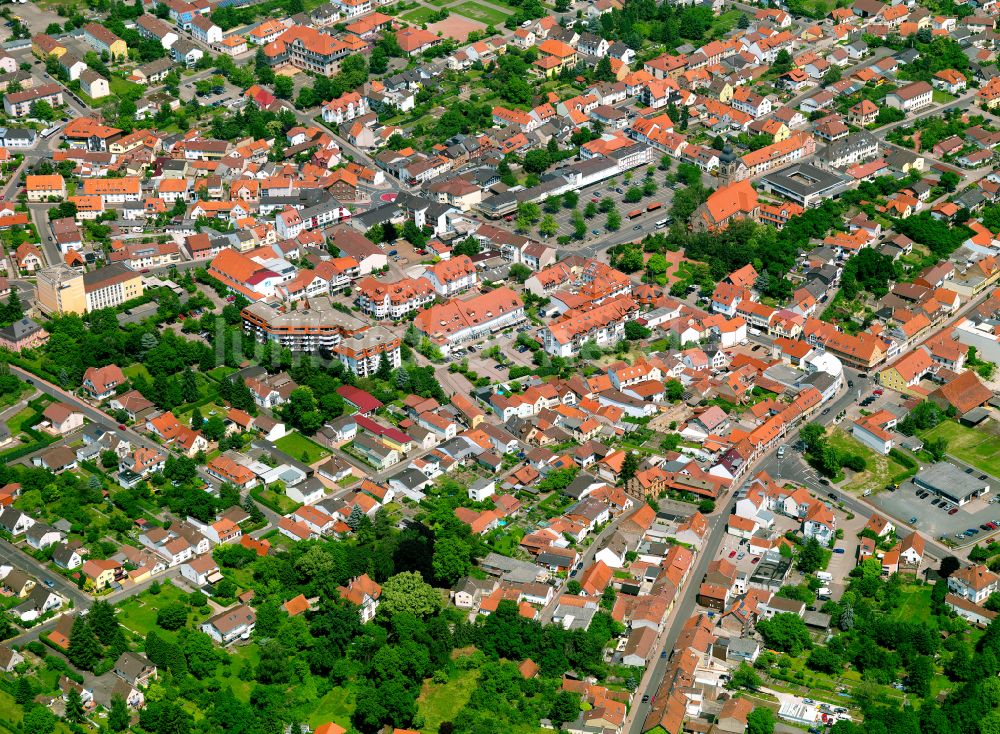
(624, 507, 729, 734)
(0, 537, 88, 608)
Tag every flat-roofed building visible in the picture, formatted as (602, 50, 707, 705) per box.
(242, 296, 367, 352)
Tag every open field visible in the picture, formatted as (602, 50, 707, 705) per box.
(116, 582, 194, 638)
(417, 669, 479, 733)
(401, 6, 438, 22)
(308, 686, 356, 730)
(452, 1, 510, 24)
(827, 429, 911, 493)
(921, 419, 1000, 478)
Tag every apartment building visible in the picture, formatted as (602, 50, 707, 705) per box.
(413, 287, 526, 353)
(81, 177, 142, 204)
(82, 23, 128, 59)
(543, 295, 639, 357)
(356, 275, 436, 319)
(242, 296, 367, 353)
(334, 327, 402, 377)
(886, 81, 933, 113)
(4, 84, 63, 117)
(321, 91, 369, 125)
(109, 242, 182, 270)
(26, 174, 66, 202)
(424, 255, 478, 297)
(35, 264, 87, 315)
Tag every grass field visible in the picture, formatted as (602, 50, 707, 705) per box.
(275, 431, 330, 463)
(452, 1, 510, 24)
(827, 429, 910, 493)
(932, 90, 957, 104)
(417, 670, 479, 733)
(890, 585, 934, 624)
(0, 690, 22, 732)
(117, 582, 191, 638)
(921, 419, 1000, 478)
(308, 686, 357, 729)
(402, 6, 438, 22)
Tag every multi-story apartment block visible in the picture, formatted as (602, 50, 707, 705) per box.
(356, 276, 436, 319)
(334, 328, 402, 377)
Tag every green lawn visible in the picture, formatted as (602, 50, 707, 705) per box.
(123, 364, 153, 382)
(826, 429, 910, 493)
(109, 76, 143, 98)
(921, 419, 1000, 478)
(308, 686, 357, 729)
(117, 582, 191, 638)
(452, 1, 510, 24)
(206, 366, 237, 381)
(6, 405, 39, 434)
(252, 487, 302, 514)
(402, 6, 438, 22)
(0, 690, 22, 731)
(0, 380, 31, 408)
(417, 669, 479, 733)
(932, 90, 957, 104)
(275, 431, 331, 463)
(890, 585, 933, 624)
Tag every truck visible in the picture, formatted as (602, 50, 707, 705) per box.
(627, 208, 643, 219)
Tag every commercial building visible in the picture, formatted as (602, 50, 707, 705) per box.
(35, 263, 143, 315)
(36, 265, 87, 315)
(83, 265, 144, 312)
(758, 163, 851, 208)
(914, 462, 990, 506)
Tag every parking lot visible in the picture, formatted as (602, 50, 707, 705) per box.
(872, 475, 1000, 546)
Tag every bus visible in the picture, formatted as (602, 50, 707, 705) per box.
(627, 208, 643, 219)
(655, 218, 669, 229)
(646, 202, 663, 212)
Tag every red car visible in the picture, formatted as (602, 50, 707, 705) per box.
(752, 557, 760, 564)
(728, 550, 736, 558)
(949, 507, 959, 515)
(118, 424, 126, 430)
(873, 388, 884, 396)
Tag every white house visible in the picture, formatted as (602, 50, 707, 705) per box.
(201, 605, 256, 645)
(948, 565, 999, 604)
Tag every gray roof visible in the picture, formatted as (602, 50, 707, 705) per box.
(915, 462, 989, 497)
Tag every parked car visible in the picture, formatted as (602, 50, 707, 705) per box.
(833, 548, 845, 554)
(728, 550, 736, 558)
(949, 507, 959, 515)
(910, 516, 918, 523)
